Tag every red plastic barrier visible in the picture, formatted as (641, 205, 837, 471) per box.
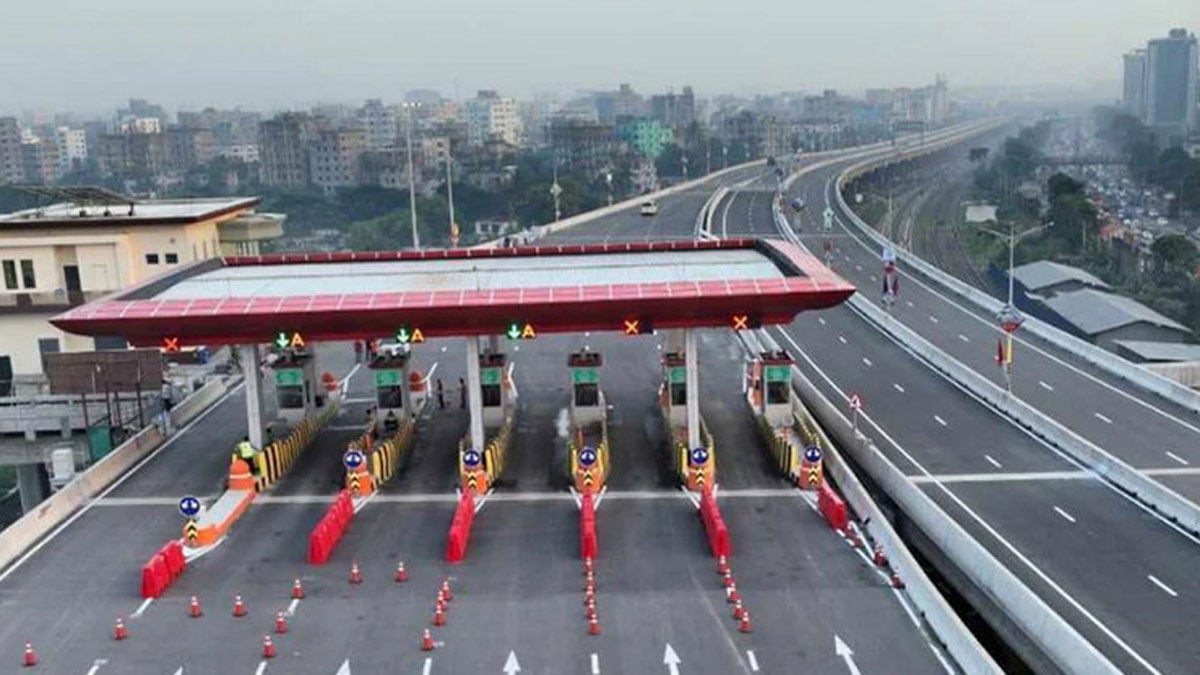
(580, 492, 598, 559)
(698, 489, 731, 559)
(160, 541, 186, 580)
(818, 483, 848, 531)
(307, 490, 355, 564)
(140, 540, 188, 598)
(445, 492, 476, 563)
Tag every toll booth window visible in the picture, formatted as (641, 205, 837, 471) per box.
(377, 385, 404, 409)
(670, 382, 687, 406)
(575, 383, 599, 407)
(278, 385, 305, 409)
(766, 381, 790, 405)
(481, 383, 502, 407)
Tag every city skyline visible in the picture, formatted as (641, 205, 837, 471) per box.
(1, 0, 1198, 115)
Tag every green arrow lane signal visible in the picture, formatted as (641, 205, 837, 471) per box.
(396, 327, 411, 344)
(506, 323, 522, 340)
(274, 332, 289, 350)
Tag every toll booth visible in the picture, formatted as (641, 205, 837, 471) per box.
(479, 351, 514, 428)
(746, 351, 794, 428)
(568, 351, 609, 494)
(270, 350, 317, 426)
(568, 351, 604, 426)
(662, 352, 688, 427)
(369, 352, 412, 418)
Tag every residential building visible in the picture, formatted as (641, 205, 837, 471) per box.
(258, 113, 314, 188)
(619, 119, 673, 159)
(0, 193, 282, 377)
(649, 86, 696, 128)
(420, 136, 450, 170)
(358, 99, 398, 150)
(177, 108, 261, 150)
(166, 125, 217, 172)
(549, 119, 621, 175)
(1145, 28, 1199, 137)
(466, 90, 522, 147)
(308, 126, 367, 194)
(118, 117, 162, 135)
(54, 127, 88, 176)
(19, 140, 58, 185)
(1123, 49, 1149, 119)
(116, 98, 168, 128)
(0, 117, 22, 184)
(96, 131, 170, 181)
(219, 144, 260, 164)
(594, 83, 644, 125)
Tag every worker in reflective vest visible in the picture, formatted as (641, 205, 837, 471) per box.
(234, 437, 258, 475)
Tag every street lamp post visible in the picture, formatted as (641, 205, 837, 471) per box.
(706, 144, 711, 175)
(722, 144, 728, 169)
(681, 153, 689, 181)
(605, 170, 613, 206)
(550, 162, 562, 222)
(972, 218, 1025, 392)
(403, 102, 421, 250)
(445, 143, 458, 248)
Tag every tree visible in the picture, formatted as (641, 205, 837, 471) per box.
(1151, 234, 1200, 277)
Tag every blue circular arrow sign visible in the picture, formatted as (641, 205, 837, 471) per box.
(178, 495, 201, 518)
(463, 449, 482, 468)
(690, 447, 709, 466)
(343, 450, 365, 470)
(578, 446, 597, 467)
(804, 446, 823, 463)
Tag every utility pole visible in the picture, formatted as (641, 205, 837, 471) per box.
(445, 142, 458, 247)
(404, 102, 421, 250)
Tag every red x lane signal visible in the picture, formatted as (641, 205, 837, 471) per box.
(623, 319, 640, 335)
(162, 337, 180, 353)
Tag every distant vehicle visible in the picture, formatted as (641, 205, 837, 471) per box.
(640, 200, 659, 216)
(790, 198, 806, 212)
(377, 338, 410, 357)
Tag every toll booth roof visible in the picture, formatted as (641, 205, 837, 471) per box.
(52, 238, 856, 346)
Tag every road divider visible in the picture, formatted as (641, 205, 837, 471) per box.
(698, 488, 731, 559)
(140, 539, 186, 598)
(307, 490, 353, 564)
(580, 492, 597, 559)
(255, 399, 340, 492)
(445, 491, 476, 563)
(817, 483, 849, 532)
(183, 457, 256, 548)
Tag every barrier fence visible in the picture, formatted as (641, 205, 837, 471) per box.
(445, 491, 476, 563)
(580, 492, 598, 559)
(307, 490, 354, 565)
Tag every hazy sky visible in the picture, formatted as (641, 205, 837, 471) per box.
(2, 0, 1198, 114)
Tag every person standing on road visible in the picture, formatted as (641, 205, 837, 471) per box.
(353, 339, 363, 363)
(459, 377, 467, 409)
(436, 378, 445, 409)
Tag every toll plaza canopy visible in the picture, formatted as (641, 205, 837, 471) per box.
(51, 238, 855, 348)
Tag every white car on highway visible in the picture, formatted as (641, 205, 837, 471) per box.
(640, 200, 659, 216)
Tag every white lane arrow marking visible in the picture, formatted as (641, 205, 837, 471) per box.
(664, 643, 682, 675)
(171, 668, 183, 675)
(422, 657, 432, 675)
(503, 651, 521, 674)
(590, 653, 600, 674)
(254, 661, 268, 675)
(334, 659, 351, 675)
(835, 635, 862, 675)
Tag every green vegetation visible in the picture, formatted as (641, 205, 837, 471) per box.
(1095, 106, 1200, 213)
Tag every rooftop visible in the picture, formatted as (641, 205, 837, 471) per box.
(1010, 260, 1110, 293)
(0, 197, 261, 229)
(52, 239, 855, 347)
(1038, 288, 1189, 336)
(1113, 340, 1200, 363)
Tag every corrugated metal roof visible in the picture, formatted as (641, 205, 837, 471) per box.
(1010, 261, 1110, 293)
(1113, 340, 1200, 362)
(1038, 288, 1189, 336)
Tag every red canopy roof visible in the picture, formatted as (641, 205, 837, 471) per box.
(52, 239, 855, 348)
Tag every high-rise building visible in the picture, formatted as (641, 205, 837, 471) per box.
(54, 127, 88, 176)
(649, 86, 696, 128)
(466, 90, 522, 147)
(1123, 49, 1149, 119)
(166, 125, 217, 172)
(1145, 28, 1198, 137)
(358, 99, 398, 150)
(96, 131, 169, 181)
(0, 117, 22, 184)
(308, 126, 367, 194)
(259, 113, 314, 188)
(594, 83, 644, 124)
(19, 140, 58, 184)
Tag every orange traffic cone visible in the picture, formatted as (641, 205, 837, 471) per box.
(420, 629, 435, 651)
(113, 617, 128, 641)
(275, 611, 289, 635)
(395, 562, 408, 583)
(873, 543, 887, 567)
(435, 597, 447, 614)
(722, 571, 734, 588)
(349, 561, 363, 585)
(436, 589, 447, 608)
(732, 600, 745, 620)
(189, 596, 202, 618)
(232, 594, 247, 617)
(292, 578, 305, 599)
(727, 584, 742, 604)
(583, 586, 595, 605)
(440, 579, 453, 601)
(585, 598, 597, 621)
(22, 642, 36, 667)
(432, 605, 446, 627)
(845, 527, 860, 549)
(587, 615, 601, 635)
(891, 572, 905, 589)
(583, 557, 593, 575)
(716, 555, 729, 575)
(262, 634, 276, 658)
(739, 611, 753, 633)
